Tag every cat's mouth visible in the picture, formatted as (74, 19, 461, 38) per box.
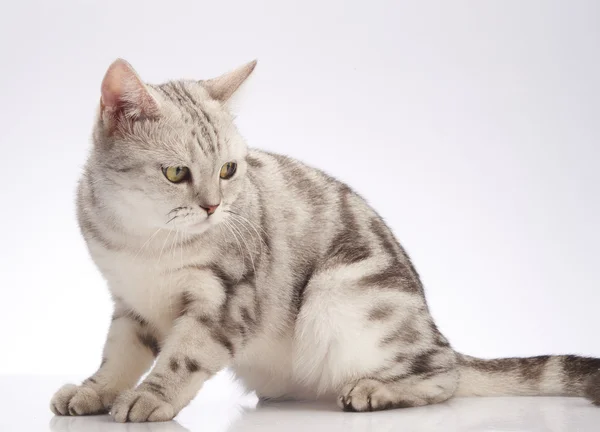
(172, 214, 224, 235)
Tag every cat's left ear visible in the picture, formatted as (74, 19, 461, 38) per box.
(201, 60, 257, 103)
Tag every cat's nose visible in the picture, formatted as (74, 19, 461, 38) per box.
(200, 203, 220, 216)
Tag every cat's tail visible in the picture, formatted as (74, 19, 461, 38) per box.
(455, 353, 600, 405)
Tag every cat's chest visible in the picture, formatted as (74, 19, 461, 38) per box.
(89, 241, 211, 327)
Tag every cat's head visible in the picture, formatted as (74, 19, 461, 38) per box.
(88, 59, 256, 235)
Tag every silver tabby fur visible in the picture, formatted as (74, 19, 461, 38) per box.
(50, 59, 600, 422)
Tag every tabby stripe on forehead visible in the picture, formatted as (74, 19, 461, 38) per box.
(170, 83, 209, 143)
(174, 82, 202, 124)
(155, 85, 180, 106)
(177, 82, 219, 153)
(176, 84, 215, 153)
(160, 82, 214, 154)
(174, 83, 213, 147)
(198, 106, 220, 153)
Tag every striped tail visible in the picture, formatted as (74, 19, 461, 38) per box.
(455, 353, 600, 405)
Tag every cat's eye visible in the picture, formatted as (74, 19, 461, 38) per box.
(162, 166, 190, 183)
(220, 162, 237, 180)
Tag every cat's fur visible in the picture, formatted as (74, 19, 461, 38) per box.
(50, 59, 600, 422)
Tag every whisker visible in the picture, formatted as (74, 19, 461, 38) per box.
(228, 217, 256, 273)
(134, 227, 163, 259)
(166, 215, 179, 225)
(228, 212, 268, 253)
(227, 210, 271, 240)
(166, 229, 180, 317)
(228, 214, 263, 258)
(222, 220, 246, 266)
(167, 206, 187, 216)
(157, 230, 174, 267)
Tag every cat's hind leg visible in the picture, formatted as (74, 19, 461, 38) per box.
(294, 254, 459, 411)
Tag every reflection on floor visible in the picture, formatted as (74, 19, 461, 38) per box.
(3, 375, 600, 431)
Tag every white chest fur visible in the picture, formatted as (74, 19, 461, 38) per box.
(87, 237, 213, 334)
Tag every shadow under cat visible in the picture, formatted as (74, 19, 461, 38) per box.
(49, 396, 600, 432)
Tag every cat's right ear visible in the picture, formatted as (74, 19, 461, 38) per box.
(100, 59, 160, 132)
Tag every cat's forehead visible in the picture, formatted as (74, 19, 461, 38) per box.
(140, 82, 238, 158)
(151, 80, 222, 119)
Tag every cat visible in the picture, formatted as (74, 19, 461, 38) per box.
(50, 59, 600, 422)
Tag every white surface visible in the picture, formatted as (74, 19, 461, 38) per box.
(1, 0, 599, 377)
(2, 375, 600, 432)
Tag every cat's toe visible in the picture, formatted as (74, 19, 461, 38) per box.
(338, 378, 425, 412)
(51, 384, 78, 415)
(112, 389, 174, 423)
(338, 379, 379, 412)
(50, 384, 107, 416)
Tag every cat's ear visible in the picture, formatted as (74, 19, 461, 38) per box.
(201, 60, 257, 103)
(100, 59, 160, 129)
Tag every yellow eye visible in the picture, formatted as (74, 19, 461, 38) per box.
(220, 162, 237, 180)
(162, 166, 190, 183)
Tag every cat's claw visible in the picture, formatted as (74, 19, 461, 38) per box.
(111, 389, 174, 423)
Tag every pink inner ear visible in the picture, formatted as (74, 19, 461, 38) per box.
(100, 59, 159, 120)
(101, 60, 131, 110)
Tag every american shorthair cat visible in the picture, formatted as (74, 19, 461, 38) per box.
(50, 59, 600, 422)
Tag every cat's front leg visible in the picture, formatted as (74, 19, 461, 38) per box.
(111, 268, 253, 423)
(50, 302, 159, 416)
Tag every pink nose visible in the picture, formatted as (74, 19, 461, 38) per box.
(201, 203, 220, 216)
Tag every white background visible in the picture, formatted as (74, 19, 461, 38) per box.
(0, 0, 598, 377)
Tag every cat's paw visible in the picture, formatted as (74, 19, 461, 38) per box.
(338, 378, 414, 412)
(112, 389, 175, 423)
(50, 384, 107, 416)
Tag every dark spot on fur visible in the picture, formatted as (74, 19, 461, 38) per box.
(360, 267, 407, 290)
(195, 315, 214, 326)
(585, 371, 600, 405)
(240, 307, 255, 327)
(464, 355, 556, 385)
(143, 382, 166, 399)
(369, 217, 399, 260)
(431, 322, 451, 348)
(184, 357, 200, 373)
(209, 264, 236, 296)
(210, 328, 235, 357)
(169, 358, 179, 372)
(519, 355, 551, 381)
(291, 259, 316, 318)
(411, 350, 439, 375)
(380, 322, 420, 346)
(326, 186, 371, 265)
(137, 332, 160, 357)
(328, 233, 371, 265)
(247, 155, 264, 168)
(562, 355, 600, 394)
(179, 291, 195, 316)
(125, 309, 148, 327)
